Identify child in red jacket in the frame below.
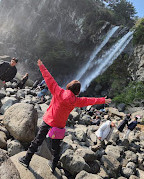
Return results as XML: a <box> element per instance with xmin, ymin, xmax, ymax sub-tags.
<box><xmin>19</xmin><ymin>59</ymin><xmax>111</xmax><ymax>173</ymax></box>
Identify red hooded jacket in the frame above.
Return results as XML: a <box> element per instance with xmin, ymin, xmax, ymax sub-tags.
<box><xmin>39</xmin><ymin>64</ymin><xmax>105</xmax><ymax>128</ymax></box>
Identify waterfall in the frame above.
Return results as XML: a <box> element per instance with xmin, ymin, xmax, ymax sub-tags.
<box><xmin>75</xmin><ymin>26</ymin><xmax>119</xmax><ymax>80</ymax></box>
<box><xmin>80</xmin><ymin>31</ymin><xmax>133</xmax><ymax>92</ymax></box>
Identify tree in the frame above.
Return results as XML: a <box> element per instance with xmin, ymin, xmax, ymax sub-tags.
<box><xmin>109</xmin><ymin>0</ymin><xmax>136</xmax><ymax>27</ymax></box>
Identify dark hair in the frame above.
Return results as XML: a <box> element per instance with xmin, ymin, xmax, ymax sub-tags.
<box><xmin>12</xmin><ymin>57</ymin><xmax>18</xmax><ymax>63</ymax></box>
<box><xmin>66</xmin><ymin>80</ymin><xmax>81</xmax><ymax>95</ymax></box>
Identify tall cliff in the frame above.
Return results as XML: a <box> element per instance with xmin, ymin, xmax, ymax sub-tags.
<box><xmin>0</xmin><ymin>0</ymin><xmax>125</xmax><ymax>82</ymax></box>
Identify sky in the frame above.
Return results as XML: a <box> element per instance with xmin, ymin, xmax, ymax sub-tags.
<box><xmin>128</xmin><ymin>0</ymin><xmax>144</xmax><ymax>17</ymax></box>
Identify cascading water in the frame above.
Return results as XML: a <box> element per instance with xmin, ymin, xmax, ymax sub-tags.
<box><xmin>75</xmin><ymin>26</ymin><xmax>119</xmax><ymax>80</ymax></box>
<box><xmin>80</xmin><ymin>31</ymin><xmax>133</xmax><ymax>92</ymax></box>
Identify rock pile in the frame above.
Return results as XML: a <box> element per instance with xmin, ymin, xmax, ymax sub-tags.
<box><xmin>0</xmin><ymin>82</ymin><xmax>144</xmax><ymax>179</ymax></box>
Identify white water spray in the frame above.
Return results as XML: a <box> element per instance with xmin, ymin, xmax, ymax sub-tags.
<box><xmin>80</xmin><ymin>31</ymin><xmax>133</xmax><ymax>92</ymax></box>
<box><xmin>75</xmin><ymin>26</ymin><xmax>119</xmax><ymax>80</ymax></box>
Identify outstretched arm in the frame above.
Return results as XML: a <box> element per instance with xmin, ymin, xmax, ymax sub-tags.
<box><xmin>37</xmin><ymin>59</ymin><xmax>62</xmax><ymax>95</ymax></box>
<box><xmin>75</xmin><ymin>96</ymin><xmax>111</xmax><ymax>108</ymax></box>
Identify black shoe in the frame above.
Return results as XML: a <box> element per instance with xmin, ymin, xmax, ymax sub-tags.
<box><xmin>47</xmin><ymin>160</ymin><xmax>55</xmax><ymax>173</ymax></box>
<box><xmin>18</xmin><ymin>157</ymin><xmax>29</xmax><ymax>168</ymax></box>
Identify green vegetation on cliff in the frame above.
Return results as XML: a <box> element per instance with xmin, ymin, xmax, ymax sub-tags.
<box><xmin>133</xmin><ymin>18</ymin><xmax>144</xmax><ymax>45</ymax></box>
<box><xmin>113</xmin><ymin>81</ymin><xmax>144</xmax><ymax>105</ymax></box>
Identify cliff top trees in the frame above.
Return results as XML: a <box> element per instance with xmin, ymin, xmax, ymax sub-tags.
<box><xmin>133</xmin><ymin>18</ymin><xmax>144</xmax><ymax>45</ymax></box>
<box><xmin>109</xmin><ymin>0</ymin><xmax>136</xmax><ymax>27</ymax></box>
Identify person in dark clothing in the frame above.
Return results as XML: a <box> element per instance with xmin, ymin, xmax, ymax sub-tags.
<box><xmin>0</xmin><ymin>57</ymin><xmax>18</xmax><ymax>89</ymax></box>
<box><xmin>117</xmin><ymin>114</ymin><xmax>131</xmax><ymax>132</ymax></box>
<box><xmin>31</xmin><ymin>77</ymin><xmax>42</xmax><ymax>90</ymax></box>
<box><xmin>37</xmin><ymin>80</ymin><xmax>48</xmax><ymax>103</ymax></box>
<box><xmin>91</xmin><ymin>115</ymin><xmax>101</xmax><ymax>126</ymax></box>
<box><xmin>17</xmin><ymin>73</ymin><xmax>29</xmax><ymax>89</ymax></box>
<box><xmin>124</xmin><ymin>115</ymin><xmax>140</xmax><ymax>139</ymax></box>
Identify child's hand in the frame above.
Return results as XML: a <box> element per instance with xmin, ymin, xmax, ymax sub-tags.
<box><xmin>37</xmin><ymin>59</ymin><xmax>43</xmax><ymax>66</ymax></box>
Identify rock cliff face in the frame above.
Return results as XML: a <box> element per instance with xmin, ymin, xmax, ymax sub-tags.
<box><xmin>129</xmin><ymin>45</ymin><xmax>144</xmax><ymax>82</ymax></box>
<box><xmin>0</xmin><ymin>0</ymin><xmax>113</xmax><ymax>82</ymax></box>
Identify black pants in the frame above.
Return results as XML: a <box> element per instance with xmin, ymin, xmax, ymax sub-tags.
<box><xmin>25</xmin><ymin>121</ymin><xmax>61</xmax><ymax>169</ymax></box>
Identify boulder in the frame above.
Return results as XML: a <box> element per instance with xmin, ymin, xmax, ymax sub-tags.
<box><xmin>122</xmin><ymin>167</ymin><xmax>135</xmax><ymax>178</ymax></box>
<box><xmin>105</xmin><ymin>145</ymin><xmax>123</xmax><ymax>161</ymax></box>
<box><xmin>117</xmin><ymin>103</ymin><xmax>126</xmax><ymax>112</ymax></box>
<box><xmin>125</xmin><ymin>151</ymin><xmax>138</xmax><ymax>163</ymax></box>
<box><xmin>101</xmin><ymin>155</ymin><xmax>121</xmax><ymax>178</ymax></box>
<box><xmin>16</xmin><ymin>90</ymin><xmax>25</xmax><ymax>99</ymax></box>
<box><xmin>69</xmin><ymin>111</ymin><xmax>80</xmax><ymax>121</ymax></box>
<box><xmin>3</xmin><ymin>103</ymin><xmax>38</xmax><ymax>142</ymax></box>
<box><xmin>10</xmin><ymin>151</ymin><xmax>58</xmax><ymax>179</ymax></box>
<box><xmin>60</xmin><ymin>149</ymin><xmax>90</xmax><ymax>175</ymax></box>
<box><xmin>106</xmin><ymin>107</ymin><xmax>125</xmax><ymax>117</ymax></box>
<box><xmin>137</xmin><ymin>169</ymin><xmax>144</xmax><ymax>179</ymax></box>
<box><xmin>74</xmin><ymin>148</ymin><xmax>97</xmax><ymax>162</ymax></box>
<box><xmin>0</xmin><ymin>131</ymin><xmax>7</xmax><ymax>149</ymax></box>
<box><xmin>75</xmin><ymin>128</ymin><xmax>86</xmax><ymax>142</ymax></box>
<box><xmin>0</xmin><ymin>90</ymin><xmax>6</xmax><ymax>99</ymax></box>
<box><xmin>129</xmin><ymin>175</ymin><xmax>139</xmax><ymax>179</ymax></box>
<box><xmin>5</xmin><ymin>88</ymin><xmax>16</xmax><ymax>95</ymax></box>
<box><xmin>75</xmin><ymin>170</ymin><xmax>103</xmax><ymax>179</ymax></box>
<box><xmin>7</xmin><ymin>139</ymin><xmax>24</xmax><ymax>157</ymax></box>
<box><xmin>0</xmin><ymin>148</ymin><xmax>20</xmax><ymax>179</ymax></box>
<box><xmin>80</xmin><ymin>115</ymin><xmax>92</xmax><ymax>125</ymax></box>
<box><xmin>88</xmin><ymin>160</ymin><xmax>100</xmax><ymax>174</ymax></box>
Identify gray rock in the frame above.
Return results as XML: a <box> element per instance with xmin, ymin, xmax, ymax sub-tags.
<box><xmin>69</xmin><ymin>111</ymin><xmax>80</xmax><ymax>121</ymax></box>
<box><xmin>126</xmin><ymin>162</ymin><xmax>136</xmax><ymax>170</ymax></box>
<box><xmin>16</xmin><ymin>90</ymin><xmax>25</xmax><ymax>99</ymax></box>
<box><xmin>98</xmin><ymin>166</ymin><xmax>109</xmax><ymax>178</ymax></box>
<box><xmin>122</xmin><ymin>167</ymin><xmax>135</xmax><ymax>178</ymax></box>
<box><xmin>140</xmin><ymin>132</ymin><xmax>144</xmax><ymax>141</ymax></box>
<box><xmin>11</xmin><ymin>151</ymin><xmax>58</xmax><ymax>179</ymax></box>
<box><xmin>137</xmin><ymin>152</ymin><xmax>144</xmax><ymax>170</ymax></box>
<box><xmin>101</xmin><ymin>155</ymin><xmax>121</xmax><ymax>178</ymax></box>
<box><xmin>125</xmin><ymin>151</ymin><xmax>138</xmax><ymax>163</ymax></box>
<box><xmin>88</xmin><ymin>160</ymin><xmax>100</xmax><ymax>174</ymax></box>
<box><xmin>0</xmin><ymin>131</ymin><xmax>7</xmax><ymax>149</ymax></box>
<box><xmin>117</xmin><ymin>103</ymin><xmax>126</xmax><ymax>112</ymax></box>
<box><xmin>0</xmin><ymin>90</ymin><xmax>6</xmax><ymax>99</ymax></box>
<box><xmin>7</xmin><ymin>139</ymin><xmax>24</xmax><ymax>157</ymax></box>
<box><xmin>109</xmin><ymin>132</ymin><xmax>119</xmax><ymax>144</ymax></box>
<box><xmin>137</xmin><ymin>169</ymin><xmax>144</xmax><ymax>179</ymax></box>
<box><xmin>0</xmin><ymin>148</ymin><xmax>20</xmax><ymax>179</ymax></box>
<box><xmin>75</xmin><ymin>148</ymin><xmax>97</xmax><ymax>162</ymax></box>
<box><xmin>60</xmin><ymin>136</ymin><xmax>77</xmax><ymax>155</ymax></box>
<box><xmin>89</xmin><ymin>133</ymin><xmax>97</xmax><ymax>143</ymax></box>
<box><xmin>5</xmin><ymin>88</ymin><xmax>16</xmax><ymax>95</ymax></box>
<box><xmin>60</xmin><ymin>149</ymin><xmax>90</xmax><ymax>175</ymax></box>
<box><xmin>3</xmin><ymin>103</ymin><xmax>38</xmax><ymax>143</ymax></box>
<box><xmin>75</xmin><ymin>128</ymin><xmax>86</xmax><ymax>142</ymax></box>
<box><xmin>129</xmin><ymin>175</ymin><xmax>139</xmax><ymax>179</ymax></box>
<box><xmin>80</xmin><ymin>115</ymin><xmax>92</xmax><ymax>125</ymax></box>
<box><xmin>105</xmin><ymin>145</ymin><xmax>122</xmax><ymax>161</ymax></box>
<box><xmin>75</xmin><ymin>170</ymin><xmax>103</xmax><ymax>179</ymax></box>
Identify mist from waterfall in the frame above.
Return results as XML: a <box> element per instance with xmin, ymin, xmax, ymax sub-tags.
<box><xmin>75</xmin><ymin>26</ymin><xmax>119</xmax><ymax>80</ymax></box>
<box><xmin>79</xmin><ymin>31</ymin><xmax>133</xmax><ymax>92</ymax></box>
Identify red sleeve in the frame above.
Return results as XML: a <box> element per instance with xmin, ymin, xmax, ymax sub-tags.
<box><xmin>39</xmin><ymin>64</ymin><xmax>62</xmax><ymax>95</ymax></box>
<box><xmin>75</xmin><ymin>97</ymin><xmax>105</xmax><ymax>107</ymax></box>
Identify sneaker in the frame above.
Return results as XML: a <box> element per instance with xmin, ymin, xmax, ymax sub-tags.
<box><xmin>18</xmin><ymin>157</ymin><xmax>29</xmax><ymax>168</ymax></box>
<box><xmin>47</xmin><ymin>160</ymin><xmax>55</xmax><ymax>173</ymax></box>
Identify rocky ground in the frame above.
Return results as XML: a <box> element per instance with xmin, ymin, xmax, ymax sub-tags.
<box><xmin>0</xmin><ymin>82</ymin><xmax>144</xmax><ymax>179</ymax></box>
